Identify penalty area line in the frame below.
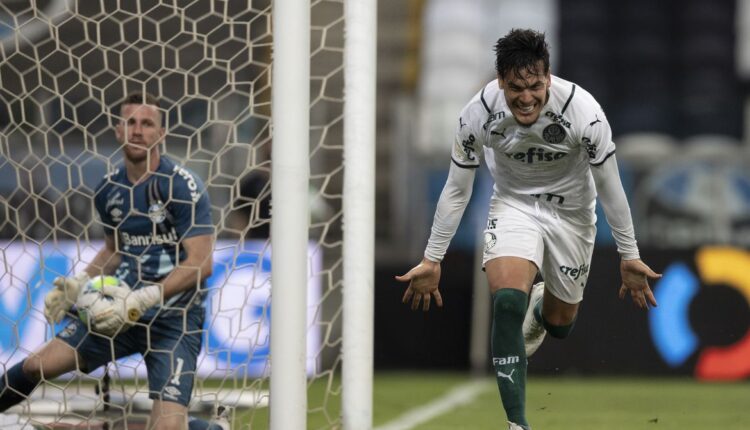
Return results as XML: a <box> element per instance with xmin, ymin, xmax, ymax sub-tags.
<box><xmin>374</xmin><ymin>379</ymin><xmax>493</xmax><ymax>430</ymax></box>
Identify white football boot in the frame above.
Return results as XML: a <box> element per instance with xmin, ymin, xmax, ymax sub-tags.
<box><xmin>508</xmin><ymin>421</ymin><xmax>530</xmax><ymax>430</ymax></box>
<box><xmin>523</xmin><ymin>282</ymin><xmax>546</xmax><ymax>357</ymax></box>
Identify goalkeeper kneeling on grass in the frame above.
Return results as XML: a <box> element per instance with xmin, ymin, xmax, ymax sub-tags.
<box><xmin>0</xmin><ymin>92</ymin><xmax>228</xmax><ymax>430</ymax></box>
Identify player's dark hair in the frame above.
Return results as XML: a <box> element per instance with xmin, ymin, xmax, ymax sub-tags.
<box><xmin>119</xmin><ymin>91</ymin><xmax>162</xmax><ymax>125</ymax></box>
<box><xmin>494</xmin><ymin>29</ymin><xmax>550</xmax><ymax>80</ymax></box>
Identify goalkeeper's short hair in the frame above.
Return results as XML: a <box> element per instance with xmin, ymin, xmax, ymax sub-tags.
<box><xmin>119</xmin><ymin>91</ymin><xmax>162</xmax><ymax>125</ymax></box>
<box><xmin>120</xmin><ymin>91</ymin><xmax>160</xmax><ymax>109</ymax></box>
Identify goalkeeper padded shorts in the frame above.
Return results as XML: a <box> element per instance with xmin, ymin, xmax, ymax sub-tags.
<box><xmin>57</xmin><ymin>305</ymin><xmax>204</xmax><ymax>406</ymax></box>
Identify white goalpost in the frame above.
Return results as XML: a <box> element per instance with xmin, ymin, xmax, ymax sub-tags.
<box><xmin>342</xmin><ymin>0</ymin><xmax>377</xmax><ymax>429</ymax></box>
<box><xmin>272</xmin><ymin>0</ymin><xmax>377</xmax><ymax>427</ymax></box>
<box><xmin>270</xmin><ymin>0</ymin><xmax>310</xmax><ymax>429</ymax></box>
<box><xmin>0</xmin><ymin>0</ymin><xmax>376</xmax><ymax>429</ymax></box>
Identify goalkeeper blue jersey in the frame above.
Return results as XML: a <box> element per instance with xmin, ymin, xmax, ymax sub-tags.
<box><xmin>93</xmin><ymin>155</ymin><xmax>214</xmax><ymax>319</ymax></box>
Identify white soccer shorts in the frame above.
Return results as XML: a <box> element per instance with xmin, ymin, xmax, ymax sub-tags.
<box><xmin>482</xmin><ymin>197</ymin><xmax>596</xmax><ymax>304</ymax></box>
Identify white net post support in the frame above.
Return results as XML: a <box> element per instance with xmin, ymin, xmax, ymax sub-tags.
<box><xmin>270</xmin><ymin>0</ymin><xmax>310</xmax><ymax>429</ymax></box>
<box><xmin>342</xmin><ymin>0</ymin><xmax>377</xmax><ymax>428</ymax></box>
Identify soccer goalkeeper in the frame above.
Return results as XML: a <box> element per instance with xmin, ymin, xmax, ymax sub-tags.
<box><xmin>396</xmin><ymin>29</ymin><xmax>661</xmax><ymax>430</ymax></box>
<box><xmin>0</xmin><ymin>92</ymin><xmax>226</xmax><ymax>430</ymax></box>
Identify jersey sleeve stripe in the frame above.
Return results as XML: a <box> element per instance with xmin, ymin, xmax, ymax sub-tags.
<box><xmin>451</xmin><ymin>158</ymin><xmax>480</xmax><ymax>169</ymax></box>
<box><xmin>561</xmin><ymin>84</ymin><xmax>577</xmax><ymax>114</ymax></box>
<box><xmin>590</xmin><ymin>149</ymin><xmax>616</xmax><ymax>166</ymax></box>
<box><xmin>480</xmin><ymin>87</ymin><xmax>492</xmax><ymax>113</ymax></box>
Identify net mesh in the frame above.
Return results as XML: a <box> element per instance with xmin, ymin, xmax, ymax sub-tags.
<box><xmin>0</xmin><ymin>0</ymin><xmax>345</xmax><ymax>428</ymax></box>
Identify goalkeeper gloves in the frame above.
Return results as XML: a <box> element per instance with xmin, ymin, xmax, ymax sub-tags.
<box><xmin>44</xmin><ymin>272</ymin><xmax>89</xmax><ymax>325</ymax></box>
<box><xmin>93</xmin><ymin>284</ymin><xmax>161</xmax><ymax>335</ymax></box>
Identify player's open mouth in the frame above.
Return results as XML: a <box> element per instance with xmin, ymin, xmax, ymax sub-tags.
<box><xmin>517</xmin><ymin>104</ymin><xmax>535</xmax><ymax>114</ymax></box>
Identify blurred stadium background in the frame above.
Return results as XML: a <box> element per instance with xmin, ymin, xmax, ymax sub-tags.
<box><xmin>1</xmin><ymin>0</ymin><xmax>749</xmax><ymax>429</ymax></box>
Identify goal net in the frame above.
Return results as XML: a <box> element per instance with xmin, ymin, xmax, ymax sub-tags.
<box><xmin>0</xmin><ymin>0</ymin><xmax>350</xmax><ymax>428</ymax></box>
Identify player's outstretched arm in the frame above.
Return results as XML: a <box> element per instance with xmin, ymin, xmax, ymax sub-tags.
<box><xmin>618</xmin><ymin>259</ymin><xmax>662</xmax><ymax>310</ymax></box>
<box><xmin>395</xmin><ymin>258</ymin><xmax>443</xmax><ymax>312</ymax></box>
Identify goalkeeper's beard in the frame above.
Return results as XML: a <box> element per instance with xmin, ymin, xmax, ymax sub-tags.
<box><xmin>123</xmin><ymin>142</ymin><xmax>158</xmax><ymax>164</ymax></box>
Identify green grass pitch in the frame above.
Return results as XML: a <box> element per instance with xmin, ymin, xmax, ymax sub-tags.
<box><xmin>232</xmin><ymin>372</ymin><xmax>749</xmax><ymax>429</ymax></box>
<box><xmin>51</xmin><ymin>372</ymin><xmax>745</xmax><ymax>428</ymax></box>
<box><xmin>401</xmin><ymin>374</ymin><xmax>749</xmax><ymax>430</ymax></box>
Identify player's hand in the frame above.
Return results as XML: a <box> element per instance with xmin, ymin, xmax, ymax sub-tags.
<box><xmin>618</xmin><ymin>259</ymin><xmax>661</xmax><ymax>310</ymax></box>
<box><xmin>395</xmin><ymin>258</ymin><xmax>443</xmax><ymax>311</ymax></box>
<box><xmin>93</xmin><ymin>284</ymin><xmax>161</xmax><ymax>335</ymax></box>
<box><xmin>44</xmin><ymin>272</ymin><xmax>89</xmax><ymax>325</ymax></box>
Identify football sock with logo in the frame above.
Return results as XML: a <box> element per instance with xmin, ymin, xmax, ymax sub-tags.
<box><xmin>491</xmin><ymin>288</ymin><xmax>528</xmax><ymax>427</ymax></box>
<box><xmin>0</xmin><ymin>360</ymin><xmax>40</xmax><ymax>412</ymax></box>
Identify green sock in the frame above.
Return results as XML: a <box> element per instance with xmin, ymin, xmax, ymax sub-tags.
<box><xmin>491</xmin><ymin>288</ymin><xmax>528</xmax><ymax>427</ymax></box>
<box><xmin>533</xmin><ymin>301</ymin><xmax>543</xmax><ymax>324</ymax></box>
<box><xmin>542</xmin><ymin>316</ymin><xmax>576</xmax><ymax>339</ymax></box>
<box><xmin>534</xmin><ymin>301</ymin><xmax>577</xmax><ymax>339</ymax></box>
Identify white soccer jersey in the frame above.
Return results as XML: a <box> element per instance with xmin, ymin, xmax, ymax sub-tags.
<box><xmin>423</xmin><ymin>75</ymin><xmax>640</xmax><ymax>263</ymax></box>
<box><xmin>452</xmin><ymin>75</ymin><xmax>615</xmax><ymax>214</ymax></box>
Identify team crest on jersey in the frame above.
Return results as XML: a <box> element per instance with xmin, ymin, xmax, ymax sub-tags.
<box><xmin>148</xmin><ymin>203</ymin><xmax>167</xmax><ymax>223</ymax></box>
<box><xmin>542</xmin><ymin>123</ymin><xmax>566</xmax><ymax>144</ymax></box>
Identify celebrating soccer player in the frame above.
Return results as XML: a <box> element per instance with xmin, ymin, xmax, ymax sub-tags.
<box><xmin>396</xmin><ymin>29</ymin><xmax>661</xmax><ymax>430</ymax></box>
<box><xmin>0</xmin><ymin>92</ymin><xmax>227</xmax><ymax>430</ymax></box>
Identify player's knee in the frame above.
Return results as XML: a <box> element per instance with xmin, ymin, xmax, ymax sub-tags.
<box><xmin>21</xmin><ymin>357</ymin><xmax>42</xmax><ymax>381</ymax></box>
<box><xmin>151</xmin><ymin>402</ymin><xmax>189</xmax><ymax>430</ymax></box>
<box><xmin>492</xmin><ymin>288</ymin><xmax>527</xmax><ymax>321</ymax></box>
<box><xmin>541</xmin><ymin>317</ymin><xmax>576</xmax><ymax>339</ymax></box>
